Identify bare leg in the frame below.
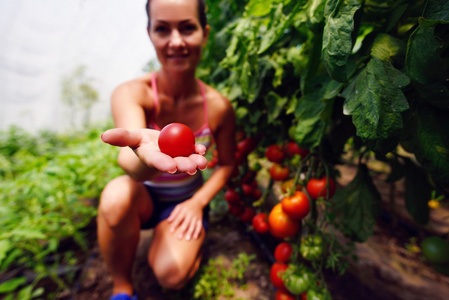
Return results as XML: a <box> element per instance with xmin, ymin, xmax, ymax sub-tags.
<box><xmin>97</xmin><ymin>175</ymin><xmax>153</xmax><ymax>296</ymax></box>
<box><xmin>148</xmin><ymin>220</ymin><xmax>206</xmax><ymax>290</ymax></box>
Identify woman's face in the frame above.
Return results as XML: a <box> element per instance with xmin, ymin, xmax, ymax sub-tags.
<box><xmin>147</xmin><ymin>0</ymin><xmax>209</xmax><ymax>74</ymax></box>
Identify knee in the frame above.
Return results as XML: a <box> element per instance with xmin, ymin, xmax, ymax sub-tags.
<box><xmin>98</xmin><ymin>176</ymin><xmax>138</xmax><ymax>228</ymax></box>
<box><xmin>152</xmin><ymin>260</ymin><xmax>189</xmax><ymax>290</ymax></box>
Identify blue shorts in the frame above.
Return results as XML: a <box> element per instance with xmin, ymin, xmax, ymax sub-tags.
<box><xmin>141</xmin><ymin>185</ymin><xmax>210</xmax><ymax>231</ymax></box>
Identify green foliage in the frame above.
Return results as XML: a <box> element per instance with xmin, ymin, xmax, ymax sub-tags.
<box><xmin>192</xmin><ymin>253</ymin><xmax>256</xmax><ymax>300</ymax></box>
<box><xmin>202</xmin><ymin>0</ymin><xmax>449</xmax><ymax>227</ymax></box>
<box><xmin>0</xmin><ymin>124</ymin><xmax>123</xmax><ymax>298</ymax></box>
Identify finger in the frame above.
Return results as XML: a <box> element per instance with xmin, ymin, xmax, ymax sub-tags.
<box><xmin>192</xmin><ymin>219</ymin><xmax>203</xmax><ymax>240</ymax></box>
<box><xmin>177</xmin><ymin>215</ymin><xmax>192</xmax><ymax>240</ymax></box>
<box><xmin>194</xmin><ymin>144</ymin><xmax>207</xmax><ymax>156</ymax></box>
<box><xmin>189</xmin><ymin>154</ymin><xmax>208</xmax><ymax>171</ymax></box>
<box><xmin>140</xmin><ymin>149</ymin><xmax>177</xmax><ymax>174</ymax></box>
<box><xmin>167</xmin><ymin>207</ymin><xmax>182</xmax><ymax>232</ymax></box>
<box><xmin>101</xmin><ymin>128</ymin><xmax>142</xmax><ymax>148</ymax></box>
<box><xmin>174</xmin><ymin>157</ymin><xmax>197</xmax><ymax>175</ymax></box>
<box><xmin>184</xmin><ymin>219</ymin><xmax>197</xmax><ymax>241</ymax></box>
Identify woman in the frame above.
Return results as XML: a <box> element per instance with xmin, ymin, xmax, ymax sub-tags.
<box><xmin>97</xmin><ymin>0</ymin><xmax>236</xmax><ymax>299</ymax></box>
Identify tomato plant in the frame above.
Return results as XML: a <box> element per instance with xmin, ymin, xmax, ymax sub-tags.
<box><xmin>281</xmin><ymin>191</ymin><xmax>310</xmax><ymax>221</ymax></box>
<box><xmin>252</xmin><ymin>212</ymin><xmax>269</xmax><ymax>234</ymax></box>
<box><xmin>268</xmin><ymin>203</ymin><xmax>300</xmax><ymax>239</ymax></box>
<box><xmin>306</xmin><ymin>177</ymin><xmax>336</xmax><ymax>200</ymax></box>
<box><xmin>274</xmin><ymin>242</ymin><xmax>293</xmax><ymax>263</ymax></box>
<box><xmin>158</xmin><ymin>123</ymin><xmax>195</xmax><ymax>157</ymax></box>
<box><xmin>266</xmin><ymin>144</ymin><xmax>285</xmax><ymax>163</ymax></box>
<box><xmin>269</xmin><ymin>163</ymin><xmax>290</xmax><ymax>181</ymax></box>
<box><xmin>199</xmin><ymin>1</ymin><xmax>449</xmax><ymax>298</ymax></box>
<box><xmin>270</xmin><ymin>262</ymin><xmax>288</xmax><ymax>291</ymax></box>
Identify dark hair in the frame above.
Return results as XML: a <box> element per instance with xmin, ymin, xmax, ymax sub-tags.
<box><xmin>145</xmin><ymin>0</ymin><xmax>207</xmax><ymax>29</ymax></box>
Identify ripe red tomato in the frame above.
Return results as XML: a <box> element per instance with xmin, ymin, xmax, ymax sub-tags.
<box><xmin>252</xmin><ymin>213</ymin><xmax>269</xmax><ymax>234</ymax></box>
<box><xmin>239</xmin><ymin>207</ymin><xmax>256</xmax><ymax>223</ymax></box>
<box><xmin>242</xmin><ymin>183</ymin><xmax>254</xmax><ymax>196</ymax></box>
<box><xmin>276</xmin><ymin>290</ymin><xmax>296</xmax><ymax>300</ymax></box>
<box><xmin>251</xmin><ymin>188</ymin><xmax>262</xmax><ymax>200</ymax></box>
<box><xmin>270</xmin><ymin>262</ymin><xmax>288</xmax><ymax>291</ymax></box>
<box><xmin>284</xmin><ymin>141</ymin><xmax>310</xmax><ymax>158</ymax></box>
<box><xmin>281</xmin><ymin>191</ymin><xmax>310</xmax><ymax>220</ymax></box>
<box><xmin>228</xmin><ymin>203</ymin><xmax>244</xmax><ymax>216</ymax></box>
<box><xmin>268</xmin><ymin>203</ymin><xmax>300</xmax><ymax>239</ymax></box>
<box><xmin>274</xmin><ymin>242</ymin><xmax>293</xmax><ymax>263</ymax></box>
<box><xmin>306</xmin><ymin>176</ymin><xmax>336</xmax><ymax>200</ymax></box>
<box><xmin>237</xmin><ymin>137</ymin><xmax>257</xmax><ymax>155</ymax></box>
<box><xmin>235</xmin><ymin>150</ymin><xmax>246</xmax><ymax>165</ymax></box>
<box><xmin>158</xmin><ymin>123</ymin><xmax>195</xmax><ymax>157</ymax></box>
<box><xmin>224</xmin><ymin>189</ymin><xmax>241</xmax><ymax>204</ymax></box>
<box><xmin>266</xmin><ymin>144</ymin><xmax>285</xmax><ymax>163</ymax></box>
<box><xmin>207</xmin><ymin>156</ymin><xmax>218</xmax><ymax>168</ymax></box>
<box><xmin>269</xmin><ymin>164</ymin><xmax>290</xmax><ymax>181</ymax></box>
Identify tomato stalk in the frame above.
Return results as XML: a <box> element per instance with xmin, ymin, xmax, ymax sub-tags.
<box><xmin>253</xmin><ymin>177</ymin><xmax>274</xmax><ymax>207</ymax></box>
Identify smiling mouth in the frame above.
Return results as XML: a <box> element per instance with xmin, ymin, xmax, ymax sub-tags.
<box><xmin>168</xmin><ymin>54</ymin><xmax>188</xmax><ymax>58</ymax></box>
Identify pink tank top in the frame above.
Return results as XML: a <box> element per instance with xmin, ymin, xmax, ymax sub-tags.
<box><xmin>144</xmin><ymin>73</ymin><xmax>213</xmax><ymax>202</ymax></box>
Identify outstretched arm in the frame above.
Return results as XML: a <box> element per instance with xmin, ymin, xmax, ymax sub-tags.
<box><xmin>102</xmin><ymin>127</ymin><xmax>208</xmax><ymax>181</ymax></box>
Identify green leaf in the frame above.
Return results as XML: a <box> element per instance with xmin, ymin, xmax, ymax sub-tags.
<box><xmin>332</xmin><ymin>163</ymin><xmax>381</xmax><ymax>242</ymax></box>
<box><xmin>245</xmin><ymin>0</ymin><xmax>275</xmax><ymax>17</ymax></box>
<box><xmin>342</xmin><ymin>57</ymin><xmax>410</xmax><ymax>152</ymax></box>
<box><xmin>423</xmin><ymin>0</ymin><xmax>449</xmax><ymax>22</ymax></box>
<box><xmin>258</xmin><ymin>1</ymin><xmax>302</xmax><ymax>54</ymax></box>
<box><xmin>405</xmin><ymin>26</ymin><xmax>449</xmax><ymax>109</ymax></box>
<box><xmin>0</xmin><ymin>240</ymin><xmax>11</xmax><ymax>265</ymax></box>
<box><xmin>293</xmin><ymin>93</ymin><xmax>326</xmax><ymax>149</ymax></box>
<box><xmin>265</xmin><ymin>91</ymin><xmax>289</xmax><ymax>123</ymax></box>
<box><xmin>10</xmin><ymin>228</ymin><xmax>46</xmax><ymax>240</ymax></box>
<box><xmin>404</xmin><ymin>158</ymin><xmax>432</xmax><ymax>225</ymax></box>
<box><xmin>371</xmin><ymin>33</ymin><xmax>405</xmax><ymax>61</ymax></box>
<box><xmin>413</xmin><ymin>105</ymin><xmax>449</xmax><ymax>185</ymax></box>
<box><xmin>0</xmin><ymin>277</ymin><xmax>27</xmax><ymax>293</ymax></box>
<box><xmin>322</xmin><ymin>0</ymin><xmax>362</xmax><ymax>82</ymax></box>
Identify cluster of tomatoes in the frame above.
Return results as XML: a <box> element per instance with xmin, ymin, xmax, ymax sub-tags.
<box><xmin>217</xmin><ymin>134</ymin><xmax>337</xmax><ymax>299</ymax></box>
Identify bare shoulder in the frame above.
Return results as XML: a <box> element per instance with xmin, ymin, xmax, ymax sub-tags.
<box><xmin>111</xmin><ymin>74</ymin><xmax>153</xmax><ymax>107</ymax></box>
<box><xmin>202</xmin><ymin>82</ymin><xmax>235</xmax><ymax>132</ymax></box>
<box><xmin>203</xmin><ymin>83</ymin><xmax>233</xmax><ymax>116</ymax></box>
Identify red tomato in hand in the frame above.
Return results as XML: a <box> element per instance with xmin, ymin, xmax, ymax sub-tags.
<box><xmin>281</xmin><ymin>191</ymin><xmax>310</xmax><ymax>220</ymax></box>
<box><xmin>306</xmin><ymin>176</ymin><xmax>336</xmax><ymax>200</ymax></box>
<box><xmin>268</xmin><ymin>203</ymin><xmax>300</xmax><ymax>239</ymax></box>
<box><xmin>158</xmin><ymin>123</ymin><xmax>195</xmax><ymax>157</ymax></box>
<box><xmin>270</xmin><ymin>262</ymin><xmax>288</xmax><ymax>291</ymax></box>
<box><xmin>266</xmin><ymin>144</ymin><xmax>285</xmax><ymax>163</ymax></box>
<box><xmin>252</xmin><ymin>212</ymin><xmax>269</xmax><ymax>234</ymax></box>
<box><xmin>269</xmin><ymin>164</ymin><xmax>290</xmax><ymax>181</ymax></box>
<box><xmin>276</xmin><ymin>290</ymin><xmax>296</xmax><ymax>300</ymax></box>
<box><xmin>274</xmin><ymin>242</ymin><xmax>293</xmax><ymax>263</ymax></box>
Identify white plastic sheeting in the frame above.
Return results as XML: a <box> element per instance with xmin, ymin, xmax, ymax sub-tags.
<box><xmin>0</xmin><ymin>0</ymin><xmax>155</xmax><ymax>132</ymax></box>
